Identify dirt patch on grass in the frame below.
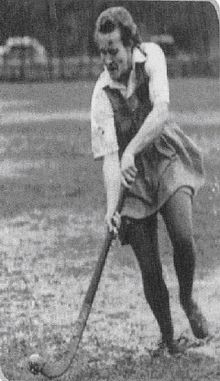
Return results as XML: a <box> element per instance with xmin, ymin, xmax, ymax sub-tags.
<box><xmin>0</xmin><ymin>159</ymin><xmax>44</xmax><ymax>178</ymax></box>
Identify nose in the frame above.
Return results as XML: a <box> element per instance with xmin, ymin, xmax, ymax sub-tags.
<box><xmin>104</xmin><ymin>53</ymin><xmax>113</xmax><ymax>66</ymax></box>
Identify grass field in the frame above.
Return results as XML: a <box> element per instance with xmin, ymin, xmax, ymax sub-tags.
<box><xmin>0</xmin><ymin>78</ymin><xmax>219</xmax><ymax>380</ymax></box>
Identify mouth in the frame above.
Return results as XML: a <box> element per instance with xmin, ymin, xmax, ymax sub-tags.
<box><xmin>107</xmin><ymin>64</ymin><xmax>118</xmax><ymax>76</ymax></box>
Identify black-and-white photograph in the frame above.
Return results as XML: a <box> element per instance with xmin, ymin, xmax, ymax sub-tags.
<box><xmin>0</xmin><ymin>1</ymin><xmax>219</xmax><ymax>380</ymax></box>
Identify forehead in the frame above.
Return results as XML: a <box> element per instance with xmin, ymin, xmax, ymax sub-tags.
<box><xmin>97</xmin><ymin>29</ymin><xmax>123</xmax><ymax>49</ymax></box>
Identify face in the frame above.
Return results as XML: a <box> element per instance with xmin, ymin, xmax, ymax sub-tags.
<box><xmin>97</xmin><ymin>29</ymin><xmax>132</xmax><ymax>83</ymax></box>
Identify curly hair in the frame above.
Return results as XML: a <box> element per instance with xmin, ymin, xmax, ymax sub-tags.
<box><xmin>94</xmin><ymin>6</ymin><xmax>142</xmax><ymax>47</ymax></box>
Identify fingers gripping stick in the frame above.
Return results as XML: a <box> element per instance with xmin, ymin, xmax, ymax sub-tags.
<box><xmin>28</xmin><ymin>188</ymin><xmax>125</xmax><ymax>378</ymax></box>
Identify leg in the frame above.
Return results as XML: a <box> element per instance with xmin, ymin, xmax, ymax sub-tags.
<box><xmin>160</xmin><ymin>188</ymin><xmax>209</xmax><ymax>338</ymax></box>
<box><xmin>125</xmin><ymin>215</ymin><xmax>174</xmax><ymax>348</ymax></box>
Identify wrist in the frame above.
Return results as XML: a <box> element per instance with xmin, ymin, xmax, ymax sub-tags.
<box><xmin>106</xmin><ymin>200</ymin><xmax>118</xmax><ymax>216</ymax></box>
<box><xmin>123</xmin><ymin>149</ymin><xmax>135</xmax><ymax>158</ymax></box>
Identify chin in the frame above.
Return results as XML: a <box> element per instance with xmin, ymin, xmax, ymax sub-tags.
<box><xmin>109</xmin><ymin>72</ymin><xmax>119</xmax><ymax>81</ymax></box>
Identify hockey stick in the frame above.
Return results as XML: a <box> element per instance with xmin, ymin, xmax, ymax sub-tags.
<box><xmin>28</xmin><ymin>188</ymin><xmax>125</xmax><ymax>378</ymax></box>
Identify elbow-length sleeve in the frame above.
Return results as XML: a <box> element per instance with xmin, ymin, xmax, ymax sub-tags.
<box><xmin>91</xmin><ymin>86</ymin><xmax>119</xmax><ymax>159</ymax></box>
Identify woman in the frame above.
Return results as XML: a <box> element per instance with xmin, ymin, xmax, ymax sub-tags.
<box><xmin>91</xmin><ymin>6</ymin><xmax>209</xmax><ymax>354</ymax></box>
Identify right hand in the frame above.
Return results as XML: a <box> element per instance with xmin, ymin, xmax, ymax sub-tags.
<box><xmin>120</xmin><ymin>151</ymin><xmax>137</xmax><ymax>188</ymax></box>
<box><xmin>105</xmin><ymin>211</ymin><xmax>121</xmax><ymax>236</ymax></box>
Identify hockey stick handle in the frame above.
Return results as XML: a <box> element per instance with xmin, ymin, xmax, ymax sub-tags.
<box><xmin>83</xmin><ymin>186</ymin><xmax>125</xmax><ymax>308</ymax></box>
<box><xmin>29</xmin><ymin>187</ymin><xmax>125</xmax><ymax>378</ymax></box>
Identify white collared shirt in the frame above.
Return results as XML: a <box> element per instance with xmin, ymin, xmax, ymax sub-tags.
<box><xmin>91</xmin><ymin>42</ymin><xmax>169</xmax><ymax>159</ymax></box>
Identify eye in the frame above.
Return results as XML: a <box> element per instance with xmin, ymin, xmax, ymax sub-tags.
<box><xmin>100</xmin><ymin>48</ymin><xmax>107</xmax><ymax>56</ymax></box>
<box><xmin>109</xmin><ymin>49</ymin><xmax>118</xmax><ymax>56</ymax></box>
<box><xmin>99</xmin><ymin>48</ymin><xmax>118</xmax><ymax>57</ymax></box>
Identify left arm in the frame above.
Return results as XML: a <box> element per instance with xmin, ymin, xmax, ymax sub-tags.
<box><xmin>124</xmin><ymin>101</ymin><xmax>169</xmax><ymax>156</ymax></box>
<box><xmin>120</xmin><ymin>43</ymin><xmax>170</xmax><ymax>188</ymax></box>
<box><xmin>120</xmin><ymin>102</ymin><xmax>168</xmax><ymax>187</ymax></box>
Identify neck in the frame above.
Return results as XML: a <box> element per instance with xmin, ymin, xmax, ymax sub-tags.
<box><xmin>118</xmin><ymin>67</ymin><xmax>132</xmax><ymax>86</ymax></box>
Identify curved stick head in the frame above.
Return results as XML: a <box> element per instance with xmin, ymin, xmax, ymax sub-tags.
<box><xmin>28</xmin><ymin>353</ymin><xmax>46</xmax><ymax>375</ymax></box>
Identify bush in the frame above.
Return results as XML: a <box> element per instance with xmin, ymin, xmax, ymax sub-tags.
<box><xmin>0</xmin><ymin>55</ymin><xmax>219</xmax><ymax>82</ymax></box>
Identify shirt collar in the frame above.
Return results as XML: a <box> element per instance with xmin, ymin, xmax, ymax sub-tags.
<box><xmin>132</xmin><ymin>45</ymin><xmax>146</xmax><ymax>67</ymax></box>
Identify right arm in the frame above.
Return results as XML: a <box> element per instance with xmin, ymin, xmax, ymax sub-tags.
<box><xmin>103</xmin><ymin>151</ymin><xmax>121</xmax><ymax>230</ymax></box>
<box><xmin>91</xmin><ymin>82</ymin><xmax>122</xmax><ymax>231</ymax></box>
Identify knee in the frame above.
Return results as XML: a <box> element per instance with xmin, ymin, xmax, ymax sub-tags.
<box><xmin>141</xmin><ymin>267</ymin><xmax>169</xmax><ymax>301</ymax></box>
<box><xmin>172</xmin><ymin>234</ymin><xmax>196</xmax><ymax>257</ymax></box>
<box><xmin>140</xmin><ymin>259</ymin><xmax>164</xmax><ymax>286</ymax></box>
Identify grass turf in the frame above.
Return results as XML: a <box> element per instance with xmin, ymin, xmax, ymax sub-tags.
<box><xmin>0</xmin><ymin>78</ymin><xmax>219</xmax><ymax>380</ymax></box>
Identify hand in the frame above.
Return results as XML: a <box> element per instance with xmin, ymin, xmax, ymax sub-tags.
<box><xmin>105</xmin><ymin>211</ymin><xmax>121</xmax><ymax>236</ymax></box>
<box><xmin>120</xmin><ymin>151</ymin><xmax>137</xmax><ymax>188</ymax></box>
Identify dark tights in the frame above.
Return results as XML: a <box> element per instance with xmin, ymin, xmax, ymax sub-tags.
<box><xmin>127</xmin><ymin>188</ymin><xmax>196</xmax><ymax>343</ymax></box>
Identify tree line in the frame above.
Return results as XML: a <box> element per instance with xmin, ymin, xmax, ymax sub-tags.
<box><xmin>0</xmin><ymin>0</ymin><xmax>218</xmax><ymax>58</ymax></box>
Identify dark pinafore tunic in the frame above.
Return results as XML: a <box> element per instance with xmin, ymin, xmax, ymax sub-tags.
<box><xmin>103</xmin><ymin>62</ymin><xmax>204</xmax><ymax>228</ymax></box>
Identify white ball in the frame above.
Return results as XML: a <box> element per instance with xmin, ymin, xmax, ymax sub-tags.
<box><xmin>28</xmin><ymin>353</ymin><xmax>44</xmax><ymax>375</ymax></box>
<box><xmin>29</xmin><ymin>353</ymin><xmax>42</xmax><ymax>363</ymax></box>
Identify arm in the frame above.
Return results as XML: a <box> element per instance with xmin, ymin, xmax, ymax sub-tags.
<box><xmin>91</xmin><ymin>79</ymin><xmax>124</xmax><ymax>229</ymax></box>
<box><xmin>125</xmin><ymin>101</ymin><xmax>169</xmax><ymax>156</ymax></box>
<box><xmin>120</xmin><ymin>103</ymin><xmax>168</xmax><ymax>187</ymax></box>
<box><xmin>103</xmin><ymin>152</ymin><xmax>121</xmax><ymax>231</ymax></box>
<box><xmin>121</xmin><ymin>43</ymin><xmax>170</xmax><ymax>187</ymax></box>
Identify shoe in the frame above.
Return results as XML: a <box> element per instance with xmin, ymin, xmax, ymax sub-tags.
<box><xmin>152</xmin><ymin>339</ymin><xmax>185</xmax><ymax>357</ymax></box>
<box><xmin>183</xmin><ymin>300</ymin><xmax>209</xmax><ymax>339</ymax></box>
<box><xmin>167</xmin><ymin>340</ymin><xmax>186</xmax><ymax>355</ymax></box>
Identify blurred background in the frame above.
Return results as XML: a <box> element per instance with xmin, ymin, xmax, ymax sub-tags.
<box><xmin>0</xmin><ymin>0</ymin><xmax>219</xmax><ymax>81</ymax></box>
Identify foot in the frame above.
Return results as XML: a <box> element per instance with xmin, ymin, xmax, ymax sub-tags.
<box><xmin>167</xmin><ymin>340</ymin><xmax>186</xmax><ymax>355</ymax></box>
<box><xmin>152</xmin><ymin>339</ymin><xmax>185</xmax><ymax>357</ymax></box>
<box><xmin>183</xmin><ymin>300</ymin><xmax>209</xmax><ymax>339</ymax></box>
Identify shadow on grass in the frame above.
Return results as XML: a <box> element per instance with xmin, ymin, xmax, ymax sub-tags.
<box><xmin>72</xmin><ymin>349</ymin><xmax>220</xmax><ymax>381</ymax></box>
<box><xmin>2</xmin><ymin>341</ymin><xmax>220</xmax><ymax>381</ymax></box>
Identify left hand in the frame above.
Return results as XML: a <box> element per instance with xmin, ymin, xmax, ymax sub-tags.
<box><xmin>120</xmin><ymin>151</ymin><xmax>137</xmax><ymax>188</ymax></box>
<box><xmin>105</xmin><ymin>211</ymin><xmax>121</xmax><ymax>236</ymax></box>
